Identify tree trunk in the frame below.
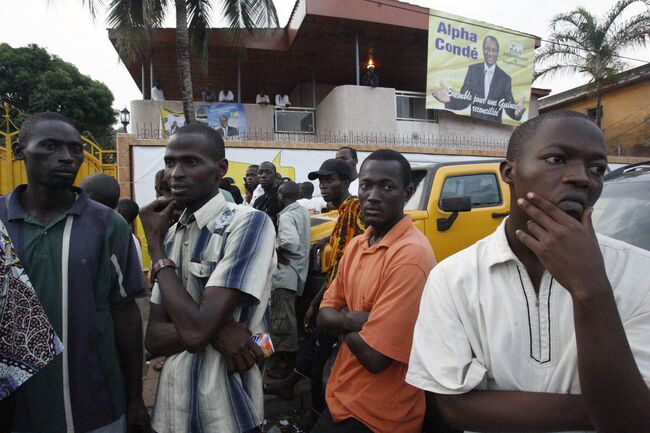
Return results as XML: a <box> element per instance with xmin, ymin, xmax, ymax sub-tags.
<box><xmin>595</xmin><ymin>80</ymin><xmax>603</xmax><ymax>128</ymax></box>
<box><xmin>175</xmin><ymin>0</ymin><xmax>194</xmax><ymax>124</ymax></box>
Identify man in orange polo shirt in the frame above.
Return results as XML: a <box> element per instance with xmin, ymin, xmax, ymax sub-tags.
<box><xmin>314</xmin><ymin>149</ymin><xmax>436</xmax><ymax>433</ymax></box>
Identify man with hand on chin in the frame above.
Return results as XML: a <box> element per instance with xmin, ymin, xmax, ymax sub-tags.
<box><xmin>407</xmin><ymin>110</ymin><xmax>650</xmax><ymax>433</ymax></box>
<box><xmin>141</xmin><ymin>124</ymin><xmax>276</xmax><ymax>433</ymax></box>
<box><xmin>314</xmin><ymin>149</ymin><xmax>436</xmax><ymax>433</ymax></box>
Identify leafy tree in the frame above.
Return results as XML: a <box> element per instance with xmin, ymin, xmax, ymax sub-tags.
<box><xmin>535</xmin><ymin>0</ymin><xmax>650</xmax><ymax>127</ymax></box>
<box><xmin>105</xmin><ymin>0</ymin><xmax>279</xmax><ymax>123</ymax></box>
<box><xmin>0</xmin><ymin>43</ymin><xmax>116</xmax><ymax>148</ymax></box>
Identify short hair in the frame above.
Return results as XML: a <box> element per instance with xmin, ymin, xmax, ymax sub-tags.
<box><xmin>79</xmin><ymin>173</ymin><xmax>121</xmax><ymax>209</ymax></box>
<box><xmin>279</xmin><ymin>180</ymin><xmax>301</xmax><ymax>201</ymax></box>
<box><xmin>173</xmin><ymin>123</ymin><xmax>225</xmax><ymax>160</ymax></box>
<box><xmin>338</xmin><ymin>146</ymin><xmax>358</xmax><ymax>160</ymax></box>
<box><xmin>301</xmin><ymin>181</ymin><xmax>314</xmax><ymax>195</ymax></box>
<box><xmin>258</xmin><ymin>161</ymin><xmax>277</xmax><ymax>173</ymax></box>
<box><xmin>154</xmin><ymin>169</ymin><xmax>171</xmax><ymax>198</ymax></box>
<box><xmin>19</xmin><ymin>112</ymin><xmax>77</xmax><ymax>145</ymax></box>
<box><xmin>117</xmin><ymin>199</ymin><xmax>140</xmax><ymax>225</ymax></box>
<box><xmin>483</xmin><ymin>35</ymin><xmax>500</xmax><ymax>51</ymax></box>
<box><xmin>361</xmin><ymin>149</ymin><xmax>411</xmax><ymax>187</ymax></box>
<box><xmin>506</xmin><ymin>110</ymin><xmax>592</xmax><ymax>161</ymax></box>
<box><xmin>247</xmin><ymin>164</ymin><xmax>259</xmax><ymax>172</ymax></box>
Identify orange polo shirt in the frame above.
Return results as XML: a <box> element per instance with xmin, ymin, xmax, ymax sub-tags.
<box><xmin>320</xmin><ymin>215</ymin><xmax>436</xmax><ymax>433</ymax></box>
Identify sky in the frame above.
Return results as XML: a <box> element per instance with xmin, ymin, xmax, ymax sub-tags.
<box><xmin>2</xmin><ymin>0</ymin><xmax>649</xmax><ymax>120</ymax></box>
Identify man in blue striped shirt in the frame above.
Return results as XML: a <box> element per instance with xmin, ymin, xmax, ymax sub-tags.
<box><xmin>141</xmin><ymin>124</ymin><xmax>276</xmax><ymax>433</ymax></box>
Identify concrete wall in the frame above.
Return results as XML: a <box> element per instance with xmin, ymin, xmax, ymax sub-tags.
<box><xmin>316</xmin><ymin>85</ymin><xmax>397</xmax><ymax>135</ymax></box>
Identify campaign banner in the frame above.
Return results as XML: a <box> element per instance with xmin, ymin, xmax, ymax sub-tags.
<box><xmin>196</xmin><ymin>103</ymin><xmax>248</xmax><ymax>139</ymax></box>
<box><xmin>160</xmin><ymin>107</ymin><xmax>185</xmax><ymax>138</ymax></box>
<box><xmin>160</xmin><ymin>103</ymin><xmax>249</xmax><ymax>138</ymax></box>
<box><xmin>426</xmin><ymin>10</ymin><xmax>536</xmax><ymax>126</ymax></box>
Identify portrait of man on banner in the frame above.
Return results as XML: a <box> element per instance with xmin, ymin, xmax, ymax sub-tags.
<box><xmin>196</xmin><ymin>103</ymin><xmax>248</xmax><ymax>139</ymax></box>
<box><xmin>432</xmin><ymin>35</ymin><xmax>526</xmax><ymax>123</ymax></box>
<box><xmin>426</xmin><ymin>11</ymin><xmax>536</xmax><ymax>126</ymax></box>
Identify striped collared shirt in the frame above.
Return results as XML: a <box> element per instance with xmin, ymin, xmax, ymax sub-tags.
<box><xmin>151</xmin><ymin>192</ymin><xmax>276</xmax><ymax>433</ymax></box>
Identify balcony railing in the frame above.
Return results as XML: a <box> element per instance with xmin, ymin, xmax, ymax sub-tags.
<box><xmin>396</xmin><ymin>91</ymin><xmax>438</xmax><ymax>122</ymax></box>
<box><xmin>274</xmin><ymin>106</ymin><xmax>315</xmax><ymax>134</ymax></box>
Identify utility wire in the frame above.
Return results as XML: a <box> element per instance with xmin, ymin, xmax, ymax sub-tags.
<box><xmin>359</xmin><ymin>0</ymin><xmax>650</xmax><ymax>64</ymax></box>
<box><xmin>608</xmin><ymin>117</ymin><xmax>649</xmax><ymax>143</ymax></box>
<box><xmin>603</xmin><ymin>100</ymin><xmax>650</xmax><ymax>131</ymax></box>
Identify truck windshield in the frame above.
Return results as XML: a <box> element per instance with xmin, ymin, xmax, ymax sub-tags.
<box><xmin>405</xmin><ymin>169</ymin><xmax>429</xmax><ymax>211</ymax></box>
<box><xmin>593</xmin><ymin>180</ymin><xmax>650</xmax><ymax>251</ymax></box>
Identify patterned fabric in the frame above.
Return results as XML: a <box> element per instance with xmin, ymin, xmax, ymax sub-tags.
<box><xmin>325</xmin><ymin>196</ymin><xmax>365</xmax><ymax>285</ymax></box>
<box><xmin>150</xmin><ymin>193</ymin><xmax>276</xmax><ymax>433</ymax></box>
<box><xmin>0</xmin><ymin>220</ymin><xmax>62</xmax><ymax>400</ymax></box>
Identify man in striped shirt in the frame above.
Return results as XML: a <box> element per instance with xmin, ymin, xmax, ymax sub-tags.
<box><xmin>141</xmin><ymin>124</ymin><xmax>276</xmax><ymax>433</ymax></box>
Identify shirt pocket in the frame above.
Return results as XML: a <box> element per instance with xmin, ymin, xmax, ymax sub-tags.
<box><xmin>188</xmin><ymin>261</ymin><xmax>213</xmax><ymax>278</ymax></box>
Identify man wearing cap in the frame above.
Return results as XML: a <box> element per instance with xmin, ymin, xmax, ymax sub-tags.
<box><xmin>263</xmin><ymin>158</ymin><xmax>365</xmax><ymax>428</ymax></box>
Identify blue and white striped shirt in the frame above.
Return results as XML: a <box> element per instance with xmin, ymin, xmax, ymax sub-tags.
<box><xmin>151</xmin><ymin>193</ymin><xmax>276</xmax><ymax>433</ymax></box>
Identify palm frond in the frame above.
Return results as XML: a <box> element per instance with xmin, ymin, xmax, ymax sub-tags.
<box><xmin>533</xmin><ymin>63</ymin><xmax>584</xmax><ymax>81</ymax></box>
<box><xmin>607</xmin><ymin>13</ymin><xmax>650</xmax><ymax>52</ymax></box>
<box><xmin>601</xmin><ymin>0</ymin><xmax>647</xmax><ymax>35</ymax></box>
<box><xmin>107</xmin><ymin>0</ymin><xmax>167</xmax><ymax>63</ymax></box>
<box><xmin>221</xmin><ymin>0</ymin><xmax>279</xmax><ymax>30</ymax></box>
<box><xmin>81</xmin><ymin>0</ymin><xmax>104</xmax><ymax>19</ymax></box>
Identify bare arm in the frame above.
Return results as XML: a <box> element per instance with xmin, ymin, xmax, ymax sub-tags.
<box><xmin>434</xmin><ymin>390</ymin><xmax>592</xmax><ymax>433</ymax></box>
<box><xmin>318</xmin><ymin>307</ymin><xmax>391</xmax><ymax>373</ymax></box>
<box><xmin>152</xmin><ymin>264</ymin><xmax>242</xmax><ymax>352</ymax></box>
<box><xmin>112</xmin><ymin>300</ymin><xmax>151</xmax><ymax>433</ymax></box>
<box><xmin>343</xmin><ymin>332</ymin><xmax>392</xmax><ymax>374</ymax></box>
<box><xmin>145</xmin><ymin>303</ymin><xmax>185</xmax><ymax>357</ymax></box>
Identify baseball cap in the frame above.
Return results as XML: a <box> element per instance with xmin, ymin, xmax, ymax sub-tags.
<box><xmin>308</xmin><ymin>158</ymin><xmax>353</xmax><ymax>181</ymax></box>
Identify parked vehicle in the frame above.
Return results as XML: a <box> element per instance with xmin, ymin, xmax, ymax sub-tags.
<box><xmin>310</xmin><ymin>160</ymin><xmax>511</xmax><ymax>273</ymax></box>
<box><xmin>593</xmin><ymin>161</ymin><xmax>650</xmax><ymax>251</ymax></box>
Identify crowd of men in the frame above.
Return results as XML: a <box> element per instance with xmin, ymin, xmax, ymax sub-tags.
<box><xmin>0</xmin><ymin>109</ymin><xmax>649</xmax><ymax>433</ymax></box>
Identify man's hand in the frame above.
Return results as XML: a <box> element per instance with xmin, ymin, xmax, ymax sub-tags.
<box><xmin>343</xmin><ymin>311</ymin><xmax>370</xmax><ymax>332</ymax></box>
<box><xmin>140</xmin><ymin>196</ymin><xmax>177</xmax><ymax>254</ymax></box>
<box><xmin>515</xmin><ymin>96</ymin><xmax>526</xmax><ymax>117</ymax></box>
<box><xmin>515</xmin><ymin>192</ymin><xmax>609</xmax><ymax>298</ymax></box>
<box><xmin>432</xmin><ymin>81</ymin><xmax>451</xmax><ymax>103</ymax></box>
<box><xmin>126</xmin><ymin>398</ymin><xmax>151</xmax><ymax>433</ymax></box>
<box><xmin>304</xmin><ymin>298</ymin><xmax>319</xmax><ymax>333</ymax></box>
<box><xmin>211</xmin><ymin>322</ymin><xmax>264</xmax><ymax>374</ymax></box>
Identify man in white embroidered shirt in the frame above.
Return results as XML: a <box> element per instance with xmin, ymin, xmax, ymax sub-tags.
<box><xmin>406</xmin><ymin>110</ymin><xmax>650</xmax><ymax>433</ymax></box>
<box><xmin>140</xmin><ymin>123</ymin><xmax>276</xmax><ymax>433</ymax></box>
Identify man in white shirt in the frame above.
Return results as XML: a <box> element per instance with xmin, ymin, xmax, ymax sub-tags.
<box><xmin>151</xmin><ymin>81</ymin><xmax>165</xmax><ymax>101</ymax></box>
<box><xmin>335</xmin><ymin>146</ymin><xmax>359</xmax><ymax>196</ymax></box>
<box><xmin>219</xmin><ymin>88</ymin><xmax>234</xmax><ymax>102</ymax></box>
<box><xmin>407</xmin><ymin>110</ymin><xmax>650</xmax><ymax>433</ymax></box>
<box><xmin>296</xmin><ymin>181</ymin><xmax>326</xmax><ymax>214</ymax></box>
<box><xmin>256</xmin><ymin>90</ymin><xmax>270</xmax><ymax>105</ymax></box>
<box><xmin>275</xmin><ymin>94</ymin><xmax>291</xmax><ymax>107</ymax></box>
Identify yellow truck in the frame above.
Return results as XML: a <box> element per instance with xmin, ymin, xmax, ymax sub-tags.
<box><xmin>310</xmin><ymin>160</ymin><xmax>511</xmax><ymax>273</ymax></box>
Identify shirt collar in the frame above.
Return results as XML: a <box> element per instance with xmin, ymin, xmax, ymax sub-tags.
<box><xmin>279</xmin><ymin>201</ymin><xmax>301</xmax><ymax>216</ymax></box>
<box><xmin>484</xmin><ymin>218</ymin><xmax>520</xmax><ymax>268</ymax></box>
<box><xmin>177</xmin><ymin>192</ymin><xmax>227</xmax><ymax>231</ymax></box>
<box><xmin>7</xmin><ymin>185</ymin><xmax>88</xmax><ymax>221</ymax></box>
<box><xmin>360</xmin><ymin>214</ymin><xmax>413</xmax><ymax>251</ymax></box>
<box><xmin>484</xmin><ymin>63</ymin><xmax>496</xmax><ymax>74</ymax></box>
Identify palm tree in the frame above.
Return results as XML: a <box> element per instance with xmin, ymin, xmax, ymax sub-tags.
<box><xmin>535</xmin><ymin>0</ymin><xmax>650</xmax><ymax>127</ymax></box>
<box><xmin>105</xmin><ymin>0</ymin><xmax>278</xmax><ymax>123</ymax></box>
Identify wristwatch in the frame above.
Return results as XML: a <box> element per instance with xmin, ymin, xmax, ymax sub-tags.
<box><xmin>149</xmin><ymin>258</ymin><xmax>177</xmax><ymax>286</ymax></box>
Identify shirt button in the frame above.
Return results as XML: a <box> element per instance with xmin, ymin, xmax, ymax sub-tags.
<box><xmin>184</xmin><ymin>241</ymin><xmax>189</xmax><ymax>246</ymax></box>
<box><xmin>42</xmin><ymin>230</ymin><xmax>48</xmax><ymax>235</ymax></box>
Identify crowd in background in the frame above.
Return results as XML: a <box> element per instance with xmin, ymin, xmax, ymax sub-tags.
<box><xmin>1</xmin><ymin>110</ymin><xmax>649</xmax><ymax>433</ymax></box>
